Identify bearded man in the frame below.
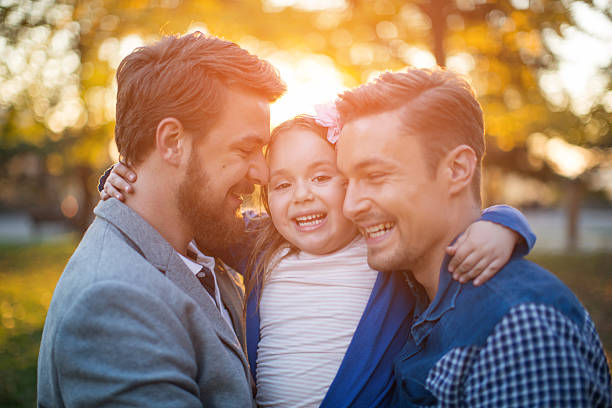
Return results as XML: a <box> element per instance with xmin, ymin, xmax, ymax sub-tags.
<box><xmin>37</xmin><ymin>32</ymin><xmax>285</xmax><ymax>407</ymax></box>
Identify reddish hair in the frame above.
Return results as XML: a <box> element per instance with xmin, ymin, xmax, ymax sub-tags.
<box><xmin>337</xmin><ymin>67</ymin><xmax>485</xmax><ymax>202</ymax></box>
<box><xmin>115</xmin><ymin>32</ymin><xmax>286</xmax><ymax>165</ymax></box>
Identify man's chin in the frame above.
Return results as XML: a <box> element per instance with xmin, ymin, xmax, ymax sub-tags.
<box><xmin>366</xmin><ymin>247</ymin><xmax>404</xmax><ymax>273</ymax></box>
<box><xmin>366</xmin><ymin>252</ymin><xmax>391</xmax><ymax>273</ymax></box>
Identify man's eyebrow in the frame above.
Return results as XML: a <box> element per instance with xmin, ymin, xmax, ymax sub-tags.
<box><xmin>352</xmin><ymin>157</ymin><xmax>394</xmax><ymax>170</ymax></box>
<box><xmin>230</xmin><ymin>134</ymin><xmax>265</xmax><ymax>147</ymax></box>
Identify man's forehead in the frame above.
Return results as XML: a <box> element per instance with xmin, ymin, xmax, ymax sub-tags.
<box><xmin>338</xmin><ymin>109</ymin><xmax>417</xmax><ymax>172</ymax></box>
<box><xmin>340</xmin><ymin>111</ymin><xmax>403</xmax><ymax>148</ymax></box>
<box><xmin>211</xmin><ymin>88</ymin><xmax>270</xmax><ymax>140</ymax></box>
<box><xmin>337</xmin><ymin>134</ymin><xmax>389</xmax><ymax>172</ymax></box>
<box><xmin>343</xmin><ymin>108</ymin><xmax>404</xmax><ymax>132</ymax></box>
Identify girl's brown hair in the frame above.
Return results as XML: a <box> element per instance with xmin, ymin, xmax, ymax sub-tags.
<box><xmin>244</xmin><ymin>115</ymin><xmax>330</xmax><ymax>313</ymax></box>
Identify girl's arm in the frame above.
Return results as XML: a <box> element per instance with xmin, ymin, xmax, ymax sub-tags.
<box><xmin>97</xmin><ymin>162</ymin><xmax>257</xmax><ymax>275</ymax></box>
<box><xmin>99</xmin><ymin>166</ymin><xmax>536</xmax><ymax>285</ymax></box>
<box><xmin>446</xmin><ymin>205</ymin><xmax>536</xmax><ymax>286</ymax></box>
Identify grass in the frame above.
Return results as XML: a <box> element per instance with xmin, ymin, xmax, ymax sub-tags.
<box><xmin>528</xmin><ymin>251</ymin><xmax>612</xmax><ymax>360</ymax></box>
<box><xmin>0</xmin><ymin>236</ymin><xmax>76</xmax><ymax>408</ymax></box>
<box><xmin>0</xmin><ymin>238</ymin><xmax>610</xmax><ymax>407</ymax></box>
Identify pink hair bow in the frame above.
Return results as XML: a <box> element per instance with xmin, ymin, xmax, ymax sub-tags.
<box><xmin>314</xmin><ymin>101</ymin><xmax>342</xmax><ymax>144</ymax></box>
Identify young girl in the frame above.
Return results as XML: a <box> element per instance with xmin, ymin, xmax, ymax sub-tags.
<box><xmin>101</xmin><ymin>115</ymin><xmax>535</xmax><ymax>408</ymax></box>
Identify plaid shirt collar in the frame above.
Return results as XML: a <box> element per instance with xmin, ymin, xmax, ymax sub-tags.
<box><xmin>403</xmin><ymin>253</ymin><xmax>462</xmax><ymax>346</ymax></box>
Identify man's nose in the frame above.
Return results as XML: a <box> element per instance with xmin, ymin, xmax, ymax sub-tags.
<box><xmin>343</xmin><ymin>180</ymin><xmax>367</xmax><ymax>221</ymax></box>
<box><xmin>247</xmin><ymin>152</ymin><xmax>269</xmax><ymax>186</ymax></box>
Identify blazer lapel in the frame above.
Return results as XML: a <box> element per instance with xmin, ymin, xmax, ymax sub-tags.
<box><xmin>164</xmin><ymin>255</ymin><xmax>244</xmax><ymax>350</ymax></box>
<box><xmin>93</xmin><ymin>199</ymin><xmax>251</xmax><ymax>377</ymax></box>
<box><xmin>215</xmin><ymin>260</ymin><xmax>247</xmax><ymax>353</ymax></box>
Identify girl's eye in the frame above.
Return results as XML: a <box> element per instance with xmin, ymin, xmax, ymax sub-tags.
<box><xmin>273</xmin><ymin>182</ymin><xmax>291</xmax><ymax>190</ymax></box>
<box><xmin>313</xmin><ymin>175</ymin><xmax>331</xmax><ymax>183</ymax></box>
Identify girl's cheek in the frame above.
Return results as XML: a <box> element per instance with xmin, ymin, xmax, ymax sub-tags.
<box><xmin>268</xmin><ymin>192</ymin><xmax>289</xmax><ymax>213</ymax></box>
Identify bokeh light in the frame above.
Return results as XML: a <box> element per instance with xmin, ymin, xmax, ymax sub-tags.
<box><xmin>60</xmin><ymin>195</ymin><xmax>79</xmax><ymax>218</ymax></box>
<box><xmin>267</xmin><ymin>51</ymin><xmax>347</xmax><ymax>125</ymax></box>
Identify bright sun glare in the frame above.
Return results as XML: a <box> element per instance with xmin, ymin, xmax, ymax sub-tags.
<box><xmin>265</xmin><ymin>52</ymin><xmax>347</xmax><ymax>126</ymax></box>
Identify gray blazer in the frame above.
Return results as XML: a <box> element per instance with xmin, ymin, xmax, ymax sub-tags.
<box><xmin>37</xmin><ymin>199</ymin><xmax>255</xmax><ymax>407</ymax></box>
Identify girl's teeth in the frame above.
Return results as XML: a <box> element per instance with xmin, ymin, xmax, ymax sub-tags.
<box><xmin>295</xmin><ymin>213</ymin><xmax>325</xmax><ymax>226</ymax></box>
<box><xmin>297</xmin><ymin>218</ymin><xmax>324</xmax><ymax>227</ymax></box>
<box><xmin>296</xmin><ymin>213</ymin><xmax>324</xmax><ymax>222</ymax></box>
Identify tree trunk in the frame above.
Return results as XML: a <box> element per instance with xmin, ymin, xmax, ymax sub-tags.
<box><xmin>76</xmin><ymin>164</ymin><xmax>95</xmax><ymax>235</ymax></box>
<box><xmin>565</xmin><ymin>179</ymin><xmax>583</xmax><ymax>252</ymax></box>
<box><xmin>420</xmin><ymin>0</ymin><xmax>449</xmax><ymax>66</ymax></box>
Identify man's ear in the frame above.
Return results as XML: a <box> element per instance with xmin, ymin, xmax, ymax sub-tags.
<box><xmin>440</xmin><ymin>144</ymin><xmax>477</xmax><ymax>196</ymax></box>
<box><xmin>156</xmin><ymin>117</ymin><xmax>186</xmax><ymax>167</ymax></box>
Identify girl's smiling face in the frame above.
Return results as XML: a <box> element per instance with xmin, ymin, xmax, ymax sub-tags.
<box><xmin>267</xmin><ymin>127</ymin><xmax>359</xmax><ymax>255</ymax></box>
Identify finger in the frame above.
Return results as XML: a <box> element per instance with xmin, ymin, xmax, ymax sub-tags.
<box><xmin>107</xmin><ymin>172</ymin><xmax>134</xmax><ymax>194</ymax></box>
<box><xmin>452</xmin><ymin>252</ymin><xmax>481</xmax><ymax>280</ymax></box>
<box><xmin>458</xmin><ymin>257</ymin><xmax>489</xmax><ymax>284</ymax></box>
<box><xmin>474</xmin><ymin>260</ymin><xmax>502</xmax><ymax>286</ymax></box>
<box><xmin>104</xmin><ymin>183</ymin><xmax>125</xmax><ymax>201</ymax></box>
<box><xmin>100</xmin><ymin>190</ymin><xmax>109</xmax><ymax>200</ymax></box>
<box><xmin>447</xmin><ymin>234</ymin><xmax>468</xmax><ymax>272</ymax></box>
<box><xmin>455</xmin><ymin>231</ymin><xmax>469</xmax><ymax>246</ymax></box>
<box><xmin>114</xmin><ymin>162</ymin><xmax>137</xmax><ymax>182</ymax></box>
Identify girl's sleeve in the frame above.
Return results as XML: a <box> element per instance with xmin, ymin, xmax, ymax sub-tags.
<box><xmin>97</xmin><ymin>164</ymin><xmax>115</xmax><ymax>192</ymax></box>
<box><xmin>479</xmin><ymin>205</ymin><xmax>536</xmax><ymax>257</ymax></box>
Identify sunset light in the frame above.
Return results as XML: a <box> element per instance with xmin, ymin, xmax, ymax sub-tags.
<box><xmin>528</xmin><ymin>133</ymin><xmax>596</xmax><ymax>179</ymax></box>
<box><xmin>266</xmin><ymin>52</ymin><xmax>347</xmax><ymax>125</ymax></box>
<box><xmin>1</xmin><ymin>1</ymin><xmax>611</xmax><ymax>405</ymax></box>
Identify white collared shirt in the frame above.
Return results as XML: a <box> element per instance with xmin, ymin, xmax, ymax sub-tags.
<box><xmin>177</xmin><ymin>241</ymin><xmax>236</xmax><ymax>335</ymax></box>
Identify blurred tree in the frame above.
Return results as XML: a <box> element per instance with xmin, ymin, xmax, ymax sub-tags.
<box><xmin>0</xmin><ymin>0</ymin><xmax>610</xmax><ymax>247</ymax></box>
<box><xmin>255</xmin><ymin>0</ymin><xmax>611</xmax><ymax>249</ymax></box>
<box><xmin>0</xmin><ymin>0</ymin><xmax>271</xmax><ymax>231</ymax></box>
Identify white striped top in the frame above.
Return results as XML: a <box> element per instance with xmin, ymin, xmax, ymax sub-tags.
<box><xmin>255</xmin><ymin>237</ymin><xmax>378</xmax><ymax>408</ymax></box>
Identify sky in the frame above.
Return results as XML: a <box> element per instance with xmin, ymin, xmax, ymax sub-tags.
<box><xmin>539</xmin><ymin>0</ymin><xmax>612</xmax><ymax>115</ymax></box>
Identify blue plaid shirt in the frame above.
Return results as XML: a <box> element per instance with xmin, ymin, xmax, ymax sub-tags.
<box><xmin>394</xmin><ymin>255</ymin><xmax>611</xmax><ymax>407</ymax></box>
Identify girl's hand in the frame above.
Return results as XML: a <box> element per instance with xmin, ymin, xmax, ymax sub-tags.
<box><xmin>100</xmin><ymin>162</ymin><xmax>137</xmax><ymax>202</ymax></box>
<box><xmin>446</xmin><ymin>220</ymin><xmax>521</xmax><ymax>286</ymax></box>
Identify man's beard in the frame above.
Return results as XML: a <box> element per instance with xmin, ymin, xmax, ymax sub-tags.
<box><xmin>177</xmin><ymin>155</ymin><xmax>244</xmax><ymax>257</ymax></box>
